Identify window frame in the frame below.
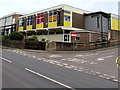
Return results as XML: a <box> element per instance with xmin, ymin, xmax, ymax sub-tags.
<box><xmin>36</xmin><ymin>13</ymin><xmax>44</xmax><ymax>24</ymax></box>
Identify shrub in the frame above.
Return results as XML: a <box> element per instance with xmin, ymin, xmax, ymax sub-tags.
<box><xmin>9</xmin><ymin>32</ymin><xmax>24</xmax><ymax>40</ymax></box>
<box><xmin>28</xmin><ymin>35</ymin><xmax>39</xmax><ymax>41</ymax></box>
<box><xmin>41</xmin><ymin>38</ymin><xmax>46</xmax><ymax>42</ymax></box>
<box><xmin>2</xmin><ymin>35</ymin><xmax>10</xmax><ymax>40</ymax></box>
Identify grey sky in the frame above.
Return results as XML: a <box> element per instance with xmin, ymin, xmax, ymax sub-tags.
<box><xmin>0</xmin><ymin>0</ymin><xmax>119</xmax><ymax>17</ymax></box>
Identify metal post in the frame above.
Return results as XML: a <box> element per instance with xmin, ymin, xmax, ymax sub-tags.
<box><xmin>63</xmin><ymin>30</ymin><xmax>64</xmax><ymax>42</ymax></box>
<box><xmin>35</xmin><ymin>30</ymin><xmax>37</xmax><ymax>36</ymax></box>
<box><xmin>25</xmin><ymin>31</ymin><xmax>27</xmax><ymax>37</ymax></box>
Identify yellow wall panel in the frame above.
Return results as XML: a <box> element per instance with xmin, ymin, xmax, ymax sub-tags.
<box><xmin>26</xmin><ymin>26</ymin><xmax>32</xmax><ymax>30</ymax></box>
<box><xmin>111</xmin><ymin>18</ymin><xmax>119</xmax><ymax>31</ymax></box>
<box><xmin>64</xmin><ymin>21</ymin><xmax>70</xmax><ymax>27</ymax></box>
<box><xmin>18</xmin><ymin>27</ymin><xmax>23</xmax><ymax>31</ymax></box>
<box><xmin>48</xmin><ymin>22</ymin><xmax>57</xmax><ymax>27</ymax></box>
<box><xmin>36</xmin><ymin>24</ymin><xmax>43</xmax><ymax>29</ymax></box>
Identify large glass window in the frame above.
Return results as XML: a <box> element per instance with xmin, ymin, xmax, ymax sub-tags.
<box><xmin>64</xmin><ymin>34</ymin><xmax>70</xmax><ymax>42</ymax></box>
<box><xmin>64</xmin><ymin>15</ymin><xmax>70</xmax><ymax>21</ymax></box>
<box><xmin>12</xmin><ymin>18</ymin><xmax>15</xmax><ymax>24</ymax></box>
<box><xmin>48</xmin><ymin>10</ymin><xmax>58</xmax><ymax>22</ymax></box>
<box><xmin>97</xmin><ymin>17</ymin><xmax>100</xmax><ymax>28</ymax></box>
<box><xmin>0</xmin><ymin>19</ymin><xmax>2</xmax><ymax>26</ymax></box>
<box><xmin>36</xmin><ymin>13</ymin><xmax>44</xmax><ymax>24</ymax></box>
<box><xmin>27</xmin><ymin>16</ymin><xmax>33</xmax><ymax>26</ymax></box>
<box><xmin>64</xmin><ymin>10</ymin><xmax>70</xmax><ymax>14</ymax></box>
<box><xmin>1</xmin><ymin>18</ymin><xmax>5</xmax><ymax>26</ymax></box>
<box><xmin>6</xmin><ymin>16</ymin><xmax>12</xmax><ymax>25</ymax></box>
<box><xmin>19</xmin><ymin>18</ymin><xmax>24</xmax><ymax>27</ymax></box>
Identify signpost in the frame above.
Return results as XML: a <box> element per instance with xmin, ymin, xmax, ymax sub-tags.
<box><xmin>71</xmin><ymin>32</ymin><xmax>77</xmax><ymax>38</ymax></box>
<box><xmin>71</xmin><ymin>32</ymin><xmax>77</xmax><ymax>51</ymax></box>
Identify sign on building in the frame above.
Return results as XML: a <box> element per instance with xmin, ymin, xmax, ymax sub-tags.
<box><xmin>71</xmin><ymin>32</ymin><xmax>77</xmax><ymax>38</ymax></box>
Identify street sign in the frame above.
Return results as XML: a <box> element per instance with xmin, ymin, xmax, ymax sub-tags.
<box><xmin>71</xmin><ymin>32</ymin><xmax>77</xmax><ymax>38</ymax></box>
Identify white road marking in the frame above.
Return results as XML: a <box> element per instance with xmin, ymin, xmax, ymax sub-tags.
<box><xmin>32</xmin><ymin>56</ymin><xmax>36</xmax><ymax>58</ymax></box>
<box><xmin>19</xmin><ymin>52</ymin><xmax>23</xmax><ymax>54</ymax></box>
<box><xmin>113</xmin><ymin>79</ymin><xmax>118</xmax><ymax>82</ymax></box>
<box><xmin>63</xmin><ymin>63</ymin><xmax>68</xmax><ymax>66</ymax></box>
<box><xmin>65</xmin><ymin>66</ymin><xmax>72</xmax><ymax>69</ymax></box>
<box><xmin>97</xmin><ymin>55</ymin><xmax>114</xmax><ymax>61</ymax></box>
<box><xmin>99</xmin><ymin>75</ymin><xmax>107</xmax><ymax>79</ymax></box>
<box><xmin>50</xmin><ymin>55</ymin><xmax>62</xmax><ymax>58</ymax></box>
<box><xmin>85</xmin><ymin>54</ymin><xmax>98</xmax><ymax>57</ymax></box>
<box><xmin>57</xmin><ymin>64</ymin><xmax>63</xmax><ymax>66</ymax></box>
<box><xmin>89</xmin><ymin>62</ymin><xmax>98</xmax><ymax>64</ymax></box>
<box><xmin>0</xmin><ymin>57</ymin><xmax>12</xmax><ymax>63</ymax></box>
<box><xmin>77</xmin><ymin>69</ymin><xmax>83</xmax><ymax>71</ymax></box>
<box><xmin>97</xmin><ymin>58</ymin><xmax>104</xmax><ymax>61</ymax></box>
<box><xmin>75</xmin><ymin>55</ymin><xmax>83</xmax><ymax>57</ymax></box>
<box><xmin>23</xmin><ymin>53</ymin><xmax>27</xmax><ymax>56</ymax></box>
<box><xmin>95</xmin><ymin>72</ymin><xmax>100</xmax><ymax>75</ymax></box>
<box><xmin>25</xmin><ymin>68</ymin><xmax>75</xmax><ymax>90</ymax></box>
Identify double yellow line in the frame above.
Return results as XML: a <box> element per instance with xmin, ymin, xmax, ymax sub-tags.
<box><xmin>116</xmin><ymin>56</ymin><xmax>120</xmax><ymax>68</ymax></box>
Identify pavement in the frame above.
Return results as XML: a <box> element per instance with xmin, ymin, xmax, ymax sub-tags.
<box><xmin>2</xmin><ymin>49</ymin><xmax>118</xmax><ymax>88</ymax></box>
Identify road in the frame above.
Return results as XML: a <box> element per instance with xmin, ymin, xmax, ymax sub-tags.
<box><xmin>2</xmin><ymin>48</ymin><xmax>118</xmax><ymax>89</ymax></box>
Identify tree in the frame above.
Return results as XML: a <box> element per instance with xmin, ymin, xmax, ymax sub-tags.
<box><xmin>9</xmin><ymin>32</ymin><xmax>24</xmax><ymax>40</ymax></box>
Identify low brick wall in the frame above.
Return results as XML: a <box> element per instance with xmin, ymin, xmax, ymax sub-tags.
<box><xmin>2</xmin><ymin>40</ymin><xmax>46</xmax><ymax>50</ymax></box>
<box><xmin>2</xmin><ymin>40</ymin><xmax>25</xmax><ymax>49</ymax></box>
<box><xmin>24</xmin><ymin>40</ymin><xmax>46</xmax><ymax>50</ymax></box>
<box><xmin>55</xmin><ymin>41</ymin><xmax>119</xmax><ymax>51</ymax></box>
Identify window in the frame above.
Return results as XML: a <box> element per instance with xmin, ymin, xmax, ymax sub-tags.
<box><xmin>53</xmin><ymin>16</ymin><xmax>57</xmax><ymax>22</ymax></box>
<box><xmin>49</xmin><ymin>12</ymin><xmax>52</xmax><ymax>16</ymax></box>
<box><xmin>36</xmin><ymin>13</ymin><xmax>44</xmax><ymax>24</ymax></box>
<box><xmin>12</xmin><ymin>18</ymin><xmax>15</xmax><ymax>24</ymax></box>
<box><xmin>6</xmin><ymin>16</ymin><xmax>12</xmax><ymax>25</ymax></box>
<box><xmin>57</xmin><ymin>11</ymin><xmax>60</xmax><ymax>25</ymax></box>
<box><xmin>49</xmin><ymin>10</ymin><xmax>58</xmax><ymax>22</ymax></box>
<box><xmin>64</xmin><ymin>15</ymin><xmax>70</xmax><ymax>21</ymax></box>
<box><xmin>1</xmin><ymin>18</ymin><xmax>5</xmax><ymax>26</ymax></box>
<box><xmin>49</xmin><ymin>16</ymin><xmax>52</xmax><ymax>22</ymax></box>
<box><xmin>27</xmin><ymin>16</ymin><xmax>33</xmax><ymax>26</ymax></box>
<box><xmin>64</xmin><ymin>34</ymin><xmax>70</xmax><ymax>42</ymax></box>
<box><xmin>76</xmin><ymin>34</ymin><xmax>80</xmax><ymax>40</ymax></box>
<box><xmin>53</xmin><ymin>10</ymin><xmax>57</xmax><ymax>15</ymax></box>
<box><xmin>0</xmin><ymin>19</ymin><xmax>2</xmax><ymax>26</ymax></box>
<box><xmin>64</xmin><ymin>10</ymin><xmax>70</xmax><ymax>14</ymax></box>
<box><xmin>97</xmin><ymin>17</ymin><xmax>100</xmax><ymax>28</ymax></box>
<box><xmin>19</xmin><ymin>18</ymin><xmax>24</xmax><ymax>27</ymax></box>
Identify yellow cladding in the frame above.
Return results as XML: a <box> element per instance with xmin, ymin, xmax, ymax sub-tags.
<box><xmin>48</xmin><ymin>22</ymin><xmax>57</xmax><ymax>27</ymax></box>
<box><xmin>26</xmin><ymin>26</ymin><xmax>32</xmax><ymax>30</ymax></box>
<box><xmin>64</xmin><ymin>13</ymin><xmax>70</xmax><ymax>16</ymax></box>
<box><xmin>64</xmin><ymin>21</ymin><xmax>70</xmax><ymax>27</ymax></box>
<box><xmin>111</xmin><ymin>18</ymin><xmax>119</xmax><ymax>30</ymax></box>
<box><xmin>36</xmin><ymin>24</ymin><xmax>43</xmax><ymax>29</ymax></box>
<box><xmin>18</xmin><ymin>27</ymin><xmax>23</xmax><ymax>31</ymax></box>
